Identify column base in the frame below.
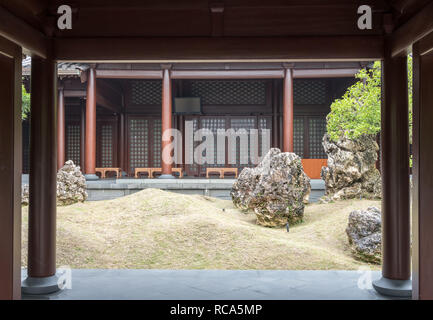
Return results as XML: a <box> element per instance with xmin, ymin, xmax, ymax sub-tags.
<box><xmin>85</xmin><ymin>173</ymin><xmax>99</xmax><ymax>181</ymax></box>
<box><xmin>22</xmin><ymin>275</ymin><xmax>62</xmax><ymax>295</ymax></box>
<box><xmin>373</xmin><ymin>276</ymin><xmax>412</xmax><ymax>298</ymax></box>
<box><xmin>158</xmin><ymin>174</ymin><xmax>175</xmax><ymax>179</ymax></box>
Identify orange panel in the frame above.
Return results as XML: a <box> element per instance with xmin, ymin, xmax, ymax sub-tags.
<box><xmin>301</xmin><ymin>159</ymin><xmax>328</xmax><ymax>179</ymax></box>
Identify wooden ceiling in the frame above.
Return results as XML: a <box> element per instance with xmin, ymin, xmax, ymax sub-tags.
<box><xmin>0</xmin><ymin>0</ymin><xmax>430</xmax><ymax>38</ymax></box>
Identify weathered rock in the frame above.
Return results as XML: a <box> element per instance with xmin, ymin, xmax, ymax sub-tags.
<box><xmin>21</xmin><ymin>161</ymin><xmax>88</xmax><ymax>206</ymax></box>
<box><xmin>346</xmin><ymin>206</ymin><xmax>381</xmax><ymax>263</ymax></box>
<box><xmin>56</xmin><ymin>160</ymin><xmax>88</xmax><ymax>206</ymax></box>
<box><xmin>231</xmin><ymin>148</ymin><xmax>311</xmax><ymax>227</ymax></box>
<box><xmin>321</xmin><ymin>134</ymin><xmax>381</xmax><ymax>201</ymax></box>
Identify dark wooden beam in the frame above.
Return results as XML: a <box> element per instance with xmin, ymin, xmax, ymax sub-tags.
<box><xmin>293</xmin><ymin>68</ymin><xmax>359</xmax><ymax>78</ymax></box>
<box><xmin>0</xmin><ymin>38</ymin><xmax>22</xmax><ymax>301</ymax></box>
<box><xmin>0</xmin><ymin>6</ymin><xmax>47</xmax><ymax>58</ymax></box>
<box><xmin>391</xmin><ymin>1</ymin><xmax>433</xmax><ymax>56</ymax></box>
<box><xmin>171</xmin><ymin>69</ymin><xmax>284</xmax><ymax>79</ymax></box>
<box><xmin>418</xmin><ymin>30</ymin><xmax>433</xmax><ymax>56</ymax></box>
<box><xmin>95</xmin><ymin>69</ymin><xmax>163</xmax><ymax>79</ymax></box>
<box><xmin>54</xmin><ymin>36</ymin><xmax>384</xmax><ymax>62</ymax></box>
<box><xmin>210</xmin><ymin>3</ymin><xmax>224</xmax><ymax>37</ymax></box>
<box><xmin>63</xmin><ymin>89</ymin><xmax>86</xmax><ymax>98</ymax></box>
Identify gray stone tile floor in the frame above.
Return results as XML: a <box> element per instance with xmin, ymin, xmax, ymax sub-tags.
<box><xmin>21</xmin><ymin>269</ymin><xmax>395</xmax><ymax>300</ymax></box>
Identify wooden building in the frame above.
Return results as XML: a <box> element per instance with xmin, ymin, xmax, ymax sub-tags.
<box><xmin>1</xmin><ymin>0</ymin><xmax>433</xmax><ymax>300</ymax></box>
<box><xmin>23</xmin><ymin>61</ymin><xmax>361</xmax><ymax>179</ymax></box>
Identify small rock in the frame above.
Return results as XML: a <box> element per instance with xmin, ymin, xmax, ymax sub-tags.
<box><xmin>346</xmin><ymin>206</ymin><xmax>381</xmax><ymax>263</ymax></box>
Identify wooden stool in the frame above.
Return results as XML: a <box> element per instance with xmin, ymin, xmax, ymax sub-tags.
<box><xmin>150</xmin><ymin>168</ymin><xmax>184</xmax><ymax>178</ymax></box>
<box><xmin>95</xmin><ymin>168</ymin><xmax>122</xmax><ymax>179</ymax></box>
<box><xmin>135</xmin><ymin>168</ymin><xmax>183</xmax><ymax>178</ymax></box>
<box><xmin>206</xmin><ymin>168</ymin><xmax>238</xmax><ymax>179</ymax></box>
<box><xmin>134</xmin><ymin>168</ymin><xmax>152</xmax><ymax>178</ymax></box>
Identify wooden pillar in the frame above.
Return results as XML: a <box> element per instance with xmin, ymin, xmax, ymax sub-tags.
<box><xmin>84</xmin><ymin>67</ymin><xmax>98</xmax><ymax>179</ymax></box>
<box><xmin>80</xmin><ymin>102</ymin><xmax>86</xmax><ymax>171</ymax></box>
<box><xmin>160</xmin><ymin>67</ymin><xmax>174</xmax><ymax>178</ymax></box>
<box><xmin>0</xmin><ymin>38</ymin><xmax>22</xmax><ymax>300</ymax></box>
<box><xmin>22</xmin><ymin>54</ymin><xmax>61</xmax><ymax>294</ymax></box>
<box><xmin>283</xmin><ymin>68</ymin><xmax>294</xmax><ymax>152</ymax></box>
<box><xmin>57</xmin><ymin>87</ymin><xmax>65</xmax><ymax>169</ymax></box>
<box><xmin>412</xmin><ymin>43</ymin><xmax>433</xmax><ymax>300</ymax></box>
<box><xmin>372</xmin><ymin>41</ymin><xmax>411</xmax><ymax>297</ymax></box>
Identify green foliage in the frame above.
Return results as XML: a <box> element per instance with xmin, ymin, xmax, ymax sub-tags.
<box><xmin>326</xmin><ymin>62</ymin><xmax>382</xmax><ymax>141</ymax></box>
<box><xmin>22</xmin><ymin>85</ymin><xmax>30</xmax><ymax>120</ymax></box>
<box><xmin>326</xmin><ymin>58</ymin><xmax>413</xmax><ymax>142</ymax></box>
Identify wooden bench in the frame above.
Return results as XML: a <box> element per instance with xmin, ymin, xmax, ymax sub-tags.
<box><xmin>206</xmin><ymin>168</ymin><xmax>238</xmax><ymax>179</ymax></box>
<box><xmin>134</xmin><ymin>168</ymin><xmax>152</xmax><ymax>178</ymax></box>
<box><xmin>135</xmin><ymin>167</ymin><xmax>184</xmax><ymax>178</ymax></box>
<box><xmin>95</xmin><ymin>168</ymin><xmax>122</xmax><ymax>179</ymax></box>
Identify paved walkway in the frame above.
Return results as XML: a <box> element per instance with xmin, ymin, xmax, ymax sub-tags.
<box><xmin>22</xmin><ymin>269</ymin><xmax>394</xmax><ymax>300</ymax></box>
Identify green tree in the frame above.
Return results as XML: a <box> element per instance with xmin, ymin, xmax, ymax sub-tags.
<box><xmin>22</xmin><ymin>85</ymin><xmax>30</xmax><ymax>120</ymax></box>
<box><xmin>326</xmin><ymin>58</ymin><xmax>413</xmax><ymax>142</ymax></box>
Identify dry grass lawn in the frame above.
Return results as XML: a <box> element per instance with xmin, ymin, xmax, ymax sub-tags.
<box><xmin>21</xmin><ymin>189</ymin><xmax>381</xmax><ymax>270</ymax></box>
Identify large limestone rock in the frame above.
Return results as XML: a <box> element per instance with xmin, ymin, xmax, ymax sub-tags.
<box><xmin>346</xmin><ymin>206</ymin><xmax>381</xmax><ymax>263</ymax></box>
<box><xmin>22</xmin><ymin>160</ymin><xmax>88</xmax><ymax>206</ymax></box>
<box><xmin>57</xmin><ymin>160</ymin><xmax>88</xmax><ymax>206</ymax></box>
<box><xmin>320</xmin><ymin>134</ymin><xmax>381</xmax><ymax>202</ymax></box>
<box><xmin>231</xmin><ymin>148</ymin><xmax>311</xmax><ymax>227</ymax></box>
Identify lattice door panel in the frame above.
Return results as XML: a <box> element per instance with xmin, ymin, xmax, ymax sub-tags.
<box><xmin>258</xmin><ymin>116</ymin><xmax>272</xmax><ymax>162</ymax></box>
<box><xmin>129</xmin><ymin>118</ymin><xmax>149</xmax><ymax>172</ymax></box>
<box><xmin>130</xmin><ymin>80</ymin><xmax>162</xmax><ymax>105</ymax></box>
<box><xmin>294</xmin><ymin>80</ymin><xmax>327</xmax><ymax>105</ymax></box>
<box><xmin>184</xmin><ymin>117</ymin><xmax>199</xmax><ymax>176</ymax></box>
<box><xmin>151</xmin><ymin>119</ymin><xmax>162</xmax><ymax>168</ymax></box>
<box><xmin>100</xmin><ymin>125</ymin><xmax>114</xmax><ymax>167</ymax></box>
<box><xmin>229</xmin><ymin>117</ymin><xmax>257</xmax><ymax>170</ymax></box>
<box><xmin>66</xmin><ymin>123</ymin><xmax>81</xmax><ymax>167</ymax></box>
<box><xmin>308</xmin><ymin>117</ymin><xmax>327</xmax><ymax>159</ymax></box>
<box><xmin>199</xmin><ymin>117</ymin><xmax>226</xmax><ymax>175</ymax></box>
<box><xmin>190</xmin><ymin>80</ymin><xmax>267</xmax><ymax>105</ymax></box>
<box><xmin>294</xmin><ymin>117</ymin><xmax>304</xmax><ymax>158</ymax></box>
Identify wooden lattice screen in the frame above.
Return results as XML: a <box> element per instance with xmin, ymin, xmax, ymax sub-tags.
<box><xmin>128</xmin><ymin>117</ymin><xmax>162</xmax><ymax>173</ymax></box>
<box><xmin>66</xmin><ymin>123</ymin><xmax>81</xmax><ymax>166</ymax></box>
<box><xmin>293</xmin><ymin>117</ymin><xmax>304</xmax><ymax>158</ymax></box>
<box><xmin>184</xmin><ymin>115</ymin><xmax>272</xmax><ymax>177</ymax></box>
<box><xmin>199</xmin><ymin>117</ymin><xmax>227</xmax><ymax>175</ymax></box>
<box><xmin>130</xmin><ymin>80</ymin><xmax>162</xmax><ymax>105</ymax></box>
<box><xmin>100</xmin><ymin>125</ymin><xmax>114</xmax><ymax>167</ymax></box>
<box><xmin>190</xmin><ymin>80</ymin><xmax>267</xmax><ymax>105</ymax></box>
<box><xmin>308</xmin><ymin>117</ymin><xmax>327</xmax><ymax>158</ymax></box>
<box><xmin>129</xmin><ymin>118</ymin><xmax>149</xmax><ymax>170</ymax></box>
<box><xmin>229</xmin><ymin>117</ymin><xmax>256</xmax><ymax>169</ymax></box>
<box><xmin>184</xmin><ymin>117</ymin><xmax>199</xmax><ymax>176</ymax></box>
<box><xmin>294</xmin><ymin>79</ymin><xmax>327</xmax><ymax>105</ymax></box>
